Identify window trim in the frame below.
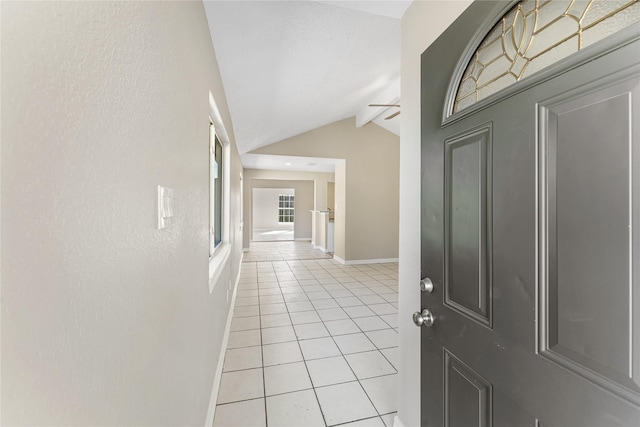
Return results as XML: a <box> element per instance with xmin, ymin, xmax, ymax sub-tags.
<box><xmin>210</xmin><ymin>123</ymin><xmax>224</xmax><ymax>256</ymax></box>
<box><xmin>208</xmin><ymin>91</ymin><xmax>232</xmax><ymax>294</ymax></box>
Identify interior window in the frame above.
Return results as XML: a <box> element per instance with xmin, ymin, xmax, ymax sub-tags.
<box><xmin>210</xmin><ymin>121</ymin><xmax>223</xmax><ymax>255</ymax></box>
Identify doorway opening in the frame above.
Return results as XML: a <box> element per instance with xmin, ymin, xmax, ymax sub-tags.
<box><xmin>252</xmin><ymin>188</ymin><xmax>295</xmax><ymax>242</ymax></box>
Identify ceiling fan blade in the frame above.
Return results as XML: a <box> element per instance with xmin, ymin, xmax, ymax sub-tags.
<box><xmin>385</xmin><ymin>111</ymin><xmax>401</xmax><ymax>120</ymax></box>
<box><xmin>369</xmin><ymin>104</ymin><xmax>400</xmax><ymax>107</ymax></box>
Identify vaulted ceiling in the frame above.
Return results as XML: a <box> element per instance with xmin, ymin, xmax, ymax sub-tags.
<box><xmin>203</xmin><ymin>1</ymin><xmax>410</xmax><ymax>164</ymax></box>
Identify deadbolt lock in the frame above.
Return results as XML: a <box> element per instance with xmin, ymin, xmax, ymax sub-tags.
<box><xmin>420</xmin><ymin>277</ymin><xmax>434</xmax><ymax>293</ymax></box>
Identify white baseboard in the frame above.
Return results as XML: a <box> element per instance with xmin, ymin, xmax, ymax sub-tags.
<box><xmin>204</xmin><ymin>252</ymin><xmax>243</xmax><ymax>427</ymax></box>
<box><xmin>333</xmin><ymin>256</ymin><xmax>399</xmax><ymax>265</ymax></box>
<box><xmin>243</xmin><ymin>247</ymin><xmax>250</xmax><ymax>252</ymax></box>
<box><xmin>294</xmin><ymin>237</ymin><xmax>311</xmax><ymax>241</ymax></box>
<box><xmin>393</xmin><ymin>415</ymin><xmax>406</xmax><ymax>427</ymax></box>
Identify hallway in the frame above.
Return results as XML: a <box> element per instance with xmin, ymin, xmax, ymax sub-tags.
<box><xmin>213</xmin><ymin>242</ymin><xmax>399</xmax><ymax>426</ymax></box>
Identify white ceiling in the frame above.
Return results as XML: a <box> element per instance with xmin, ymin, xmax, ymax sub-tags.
<box><xmin>204</xmin><ymin>0</ymin><xmax>409</xmax><ymax>163</ymax></box>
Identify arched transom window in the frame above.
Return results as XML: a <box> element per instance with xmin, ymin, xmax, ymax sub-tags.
<box><xmin>453</xmin><ymin>0</ymin><xmax>640</xmax><ymax>114</ymax></box>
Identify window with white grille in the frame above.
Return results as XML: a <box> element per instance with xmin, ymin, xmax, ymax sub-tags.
<box><xmin>278</xmin><ymin>194</ymin><xmax>294</xmax><ymax>223</ymax></box>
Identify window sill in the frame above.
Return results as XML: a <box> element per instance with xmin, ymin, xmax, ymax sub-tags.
<box><xmin>208</xmin><ymin>242</ymin><xmax>231</xmax><ymax>294</ymax></box>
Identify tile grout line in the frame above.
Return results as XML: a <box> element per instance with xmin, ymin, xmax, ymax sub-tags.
<box><xmin>255</xmin><ymin>262</ymin><xmax>269</xmax><ymax>427</ymax></box>
<box><xmin>282</xmin><ymin>259</ymin><xmax>330</xmax><ymax>427</ymax></box>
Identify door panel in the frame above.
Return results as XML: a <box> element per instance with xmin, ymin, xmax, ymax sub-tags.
<box><xmin>492</xmin><ymin>390</ymin><xmax>537</xmax><ymax>427</ymax></box>
<box><xmin>444</xmin><ymin>349</ymin><xmax>492</xmax><ymax>427</ymax></box>
<box><xmin>444</xmin><ymin>125</ymin><xmax>492</xmax><ymax>327</ymax></box>
<box><xmin>539</xmin><ymin>74</ymin><xmax>640</xmax><ymax>403</ymax></box>
<box><xmin>420</xmin><ymin>1</ymin><xmax>640</xmax><ymax>425</ymax></box>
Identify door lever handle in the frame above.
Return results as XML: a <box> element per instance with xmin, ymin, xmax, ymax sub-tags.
<box><xmin>413</xmin><ymin>308</ymin><xmax>435</xmax><ymax>327</ymax></box>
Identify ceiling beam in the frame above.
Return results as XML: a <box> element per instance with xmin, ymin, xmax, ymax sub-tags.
<box><xmin>355</xmin><ymin>77</ymin><xmax>401</xmax><ymax>128</ymax></box>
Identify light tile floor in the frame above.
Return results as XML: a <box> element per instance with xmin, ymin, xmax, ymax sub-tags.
<box><xmin>242</xmin><ymin>241</ymin><xmax>333</xmax><ymax>263</ymax></box>
<box><xmin>252</xmin><ymin>229</ymin><xmax>294</xmax><ymax>242</ymax></box>
<box><xmin>214</xmin><ymin>242</ymin><xmax>398</xmax><ymax>427</ymax></box>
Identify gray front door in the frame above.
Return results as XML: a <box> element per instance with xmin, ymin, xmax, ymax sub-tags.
<box><xmin>420</xmin><ymin>2</ymin><xmax>640</xmax><ymax>426</ymax></box>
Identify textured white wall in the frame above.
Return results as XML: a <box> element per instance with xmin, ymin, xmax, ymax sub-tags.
<box><xmin>252</xmin><ymin>188</ymin><xmax>294</xmax><ymax>230</ymax></box>
<box><xmin>1</xmin><ymin>2</ymin><xmax>243</xmax><ymax>425</ymax></box>
<box><xmin>397</xmin><ymin>2</ymin><xmax>472</xmax><ymax>426</ymax></box>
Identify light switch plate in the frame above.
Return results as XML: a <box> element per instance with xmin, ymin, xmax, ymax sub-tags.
<box><xmin>158</xmin><ymin>185</ymin><xmax>174</xmax><ymax>229</ymax></box>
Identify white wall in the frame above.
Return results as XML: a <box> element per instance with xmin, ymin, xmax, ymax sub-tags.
<box><xmin>1</xmin><ymin>2</ymin><xmax>243</xmax><ymax>425</ymax></box>
<box><xmin>252</xmin><ymin>188</ymin><xmax>294</xmax><ymax>230</ymax></box>
<box><xmin>397</xmin><ymin>2</ymin><xmax>472</xmax><ymax>426</ymax></box>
